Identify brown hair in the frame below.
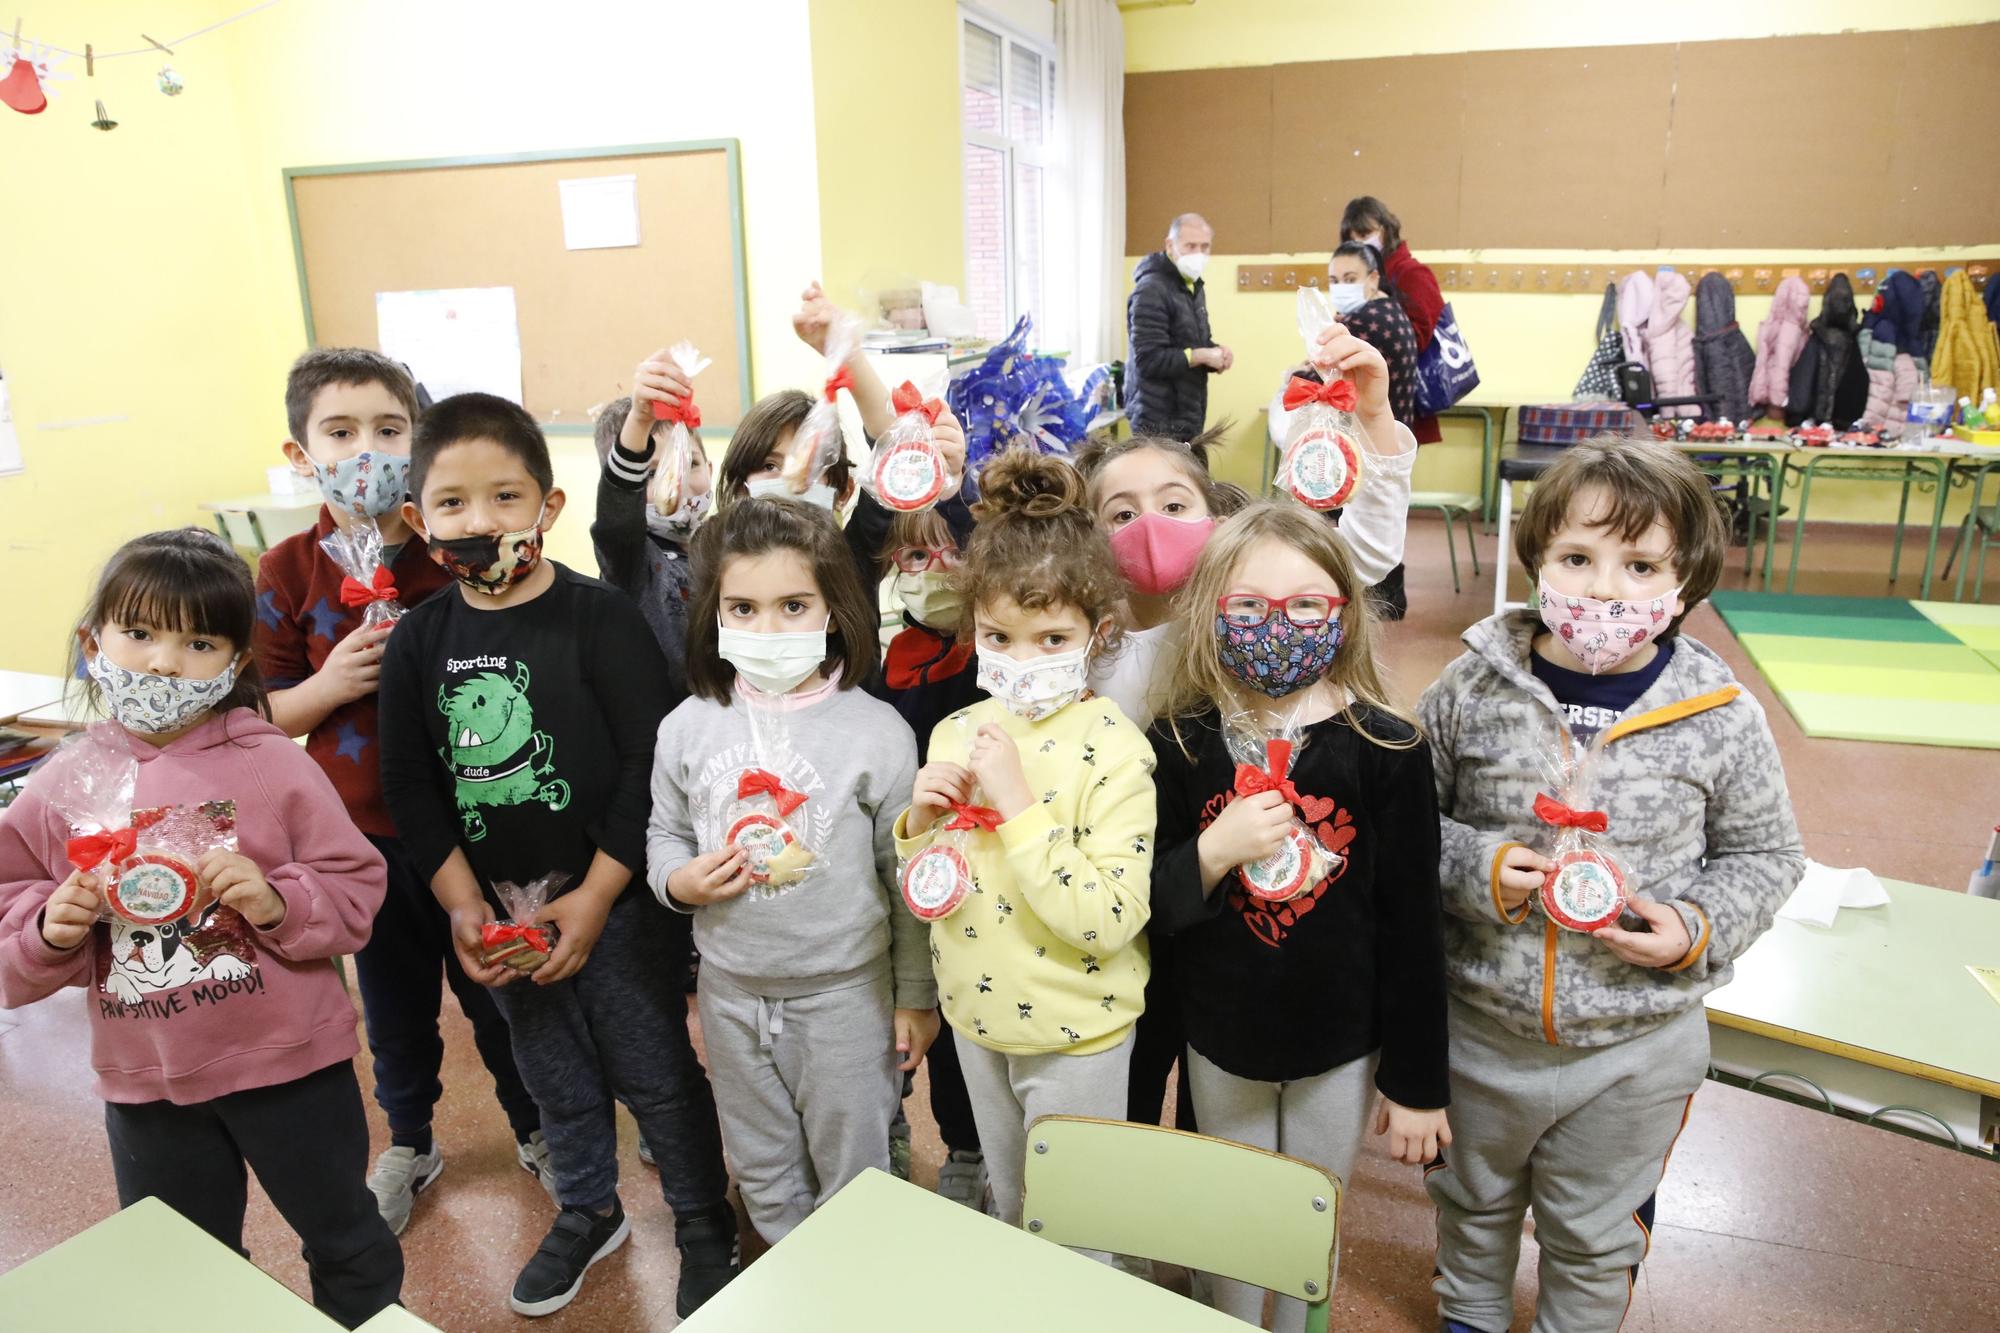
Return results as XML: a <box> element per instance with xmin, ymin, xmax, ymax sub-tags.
<box><xmin>716</xmin><ymin>389</ymin><xmax>854</xmax><ymax>505</ymax></box>
<box><xmin>1160</xmin><ymin>501</ymin><xmax>1416</xmax><ymax>754</ymax></box>
<box><xmin>955</xmin><ymin>450</ymin><xmax>1125</xmax><ymax>650</ymax></box>
<box><xmin>285</xmin><ymin>347</ymin><xmax>420</xmax><ymax>443</ymax></box>
<box><xmin>1512</xmin><ymin>436</ymin><xmax>1726</xmax><ymax>641</ymax></box>
<box><xmin>70</xmin><ymin>528</ymin><xmax>270</xmax><ymax>722</ymax></box>
<box><xmin>683</xmin><ymin>497</ymin><xmax>880</xmax><ymax>703</ymax></box>
<box><xmin>1339</xmin><ymin>195</ymin><xmax>1402</xmax><ymax>254</ymax></box>
<box><xmin>592</xmin><ymin>394</ymin><xmax>704</xmax><ymax>467</ymax></box>
<box><xmin>874</xmin><ymin>507</ymin><xmax>957</xmax><ymax>580</ymax></box>
<box><xmin>1074</xmin><ymin>424</ymin><xmax>1243</xmax><ymax>522</ymax></box>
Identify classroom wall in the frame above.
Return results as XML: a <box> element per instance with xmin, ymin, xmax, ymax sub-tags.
<box><xmin>1120</xmin><ymin>1</ymin><xmax>2000</xmax><ymax>527</ymax></box>
<box><xmin>0</xmin><ymin>0</ymin><xmax>829</xmax><ymax>676</ymax></box>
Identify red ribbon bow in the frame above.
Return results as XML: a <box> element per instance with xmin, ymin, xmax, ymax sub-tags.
<box><xmin>66</xmin><ymin>827</ymin><xmax>137</xmax><ymax>872</ymax></box>
<box><xmin>339</xmin><ymin>567</ymin><xmax>399</xmax><ymax>608</ymax></box>
<box><xmin>892</xmin><ymin>381</ymin><xmax>944</xmax><ymax>424</ymax></box>
<box><xmin>1281</xmin><ymin>375</ymin><xmax>1358</xmax><ymax>413</ymax></box>
<box><xmin>943</xmin><ymin>803</ymin><xmax>1004</xmax><ymax>833</ymax></box>
<box><xmin>1534</xmin><ymin>792</ymin><xmax>1609</xmax><ymax>834</ymax></box>
<box><xmin>738</xmin><ymin>768</ymin><xmax>808</xmax><ymax>817</ymax></box>
<box><xmin>823</xmin><ymin>365</ymin><xmax>856</xmax><ymax>402</ymax></box>
<box><xmin>481</xmin><ymin>920</ymin><xmax>553</xmax><ymax>955</ymax></box>
<box><xmin>652</xmin><ymin>395</ymin><xmax>701</xmax><ymax>427</ymax></box>
<box><xmin>1233</xmin><ymin>739</ymin><xmax>1301</xmax><ymax>810</ymax></box>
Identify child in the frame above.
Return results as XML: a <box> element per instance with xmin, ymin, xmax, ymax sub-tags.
<box><xmin>1418</xmin><ymin>437</ymin><xmax>1804</xmax><ymax>1333</ymax></box>
<box><xmin>645</xmin><ymin>497</ymin><xmax>934</xmax><ymax>1242</ymax></box>
<box><xmin>257</xmin><ymin>348</ymin><xmax>548</xmax><ymax>1235</ymax></box>
<box><xmin>376</xmin><ymin>393</ymin><xmax>736</xmax><ymax>1319</ymax></box>
<box><xmin>895</xmin><ymin>450</ymin><xmax>1156</xmax><ymax>1238</ymax></box>
<box><xmin>1149</xmin><ymin>501</ymin><xmax>1450</xmax><ymax>1327</ymax></box>
<box><xmin>0</xmin><ymin>528</ymin><xmax>401</xmax><ymax>1328</ymax></box>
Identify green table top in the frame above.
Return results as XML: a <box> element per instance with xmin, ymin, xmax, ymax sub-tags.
<box><xmin>1705</xmin><ymin>879</ymin><xmax>2000</xmax><ymax>1098</ymax></box>
<box><xmin>0</xmin><ymin>1197</ymin><xmax>340</xmax><ymax>1331</ymax></box>
<box><xmin>680</xmin><ymin>1169</ymin><xmax>1243</xmax><ymax>1331</ymax></box>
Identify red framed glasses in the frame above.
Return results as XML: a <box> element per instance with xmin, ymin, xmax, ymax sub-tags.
<box><xmin>891</xmin><ymin>545</ymin><xmax>961</xmax><ymax>575</ymax></box>
<box><xmin>1215</xmin><ymin>592</ymin><xmax>1348</xmax><ymax>628</ymax></box>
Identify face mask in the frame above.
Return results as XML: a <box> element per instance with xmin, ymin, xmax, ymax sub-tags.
<box><xmin>1109</xmin><ymin>512</ymin><xmax>1214</xmax><ymax>597</ymax></box>
<box><xmin>748</xmin><ymin>476</ymin><xmax>837</xmax><ymax>511</ymax></box>
<box><xmin>88</xmin><ymin>651</ymin><xmax>238</xmax><ymax>734</ymax></box>
<box><xmin>427</xmin><ymin>505</ymin><xmax>547</xmax><ymax>595</ymax></box>
<box><xmin>894</xmin><ymin>571</ymin><xmax>965</xmax><ymax>631</ymax></box>
<box><xmin>1326</xmin><ymin>282</ymin><xmax>1367</xmax><ymax>316</ymax></box>
<box><xmin>311</xmin><ymin>450</ymin><xmax>411</xmax><ymax>521</ymax></box>
<box><xmin>1173</xmin><ymin>250</ymin><xmax>1209</xmax><ymax>283</ymax></box>
<box><xmin>645</xmin><ymin>492</ymin><xmax>707</xmax><ymax>543</ymax></box>
<box><xmin>1215</xmin><ymin>611</ymin><xmax>1344</xmax><ymax>698</ymax></box>
<box><xmin>977</xmin><ymin>644</ymin><xmax>1090</xmax><ymax>722</ymax></box>
<box><xmin>1538</xmin><ymin>575</ymin><xmax>1680</xmax><ymax>675</ymax></box>
<box><xmin>1358</xmin><ymin>231</ymin><xmax>1385</xmax><ymax>252</ymax></box>
<box><xmin>718</xmin><ymin>620</ymin><xmax>829</xmax><ymax>694</ymax></box>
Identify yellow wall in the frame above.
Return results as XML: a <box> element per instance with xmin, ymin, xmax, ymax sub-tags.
<box><xmin>1121</xmin><ymin>2</ymin><xmax>2000</xmax><ymax>527</ymax></box>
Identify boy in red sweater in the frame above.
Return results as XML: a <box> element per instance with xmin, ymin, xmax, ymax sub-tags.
<box><xmin>255</xmin><ymin>349</ymin><xmax>549</xmax><ymax>1235</ymax></box>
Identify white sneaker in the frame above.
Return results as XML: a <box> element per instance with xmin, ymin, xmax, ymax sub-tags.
<box><xmin>936</xmin><ymin>1149</ymin><xmax>989</xmax><ymax>1212</ymax></box>
<box><xmin>368</xmin><ymin>1144</ymin><xmax>443</xmax><ymax>1237</ymax></box>
<box><xmin>516</xmin><ymin>1130</ymin><xmax>560</xmax><ymax>1202</ymax></box>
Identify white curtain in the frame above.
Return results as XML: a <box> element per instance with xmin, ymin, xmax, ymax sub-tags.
<box><xmin>1049</xmin><ymin>0</ymin><xmax>1125</xmax><ymax>367</ymax></box>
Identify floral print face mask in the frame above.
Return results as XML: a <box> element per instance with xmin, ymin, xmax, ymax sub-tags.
<box><xmin>1537</xmin><ymin>576</ymin><xmax>1680</xmax><ymax>675</ymax></box>
<box><xmin>1215</xmin><ymin>612</ymin><xmax>1344</xmax><ymax>698</ymax></box>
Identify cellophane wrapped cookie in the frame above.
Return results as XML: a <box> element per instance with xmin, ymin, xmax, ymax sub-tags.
<box><xmin>723</xmin><ymin>698</ymin><xmax>817</xmax><ymax>888</ymax></box>
<box><xmin>1224</xmin><ymin>707</ymin><xmax>1342</xmax><ymax>903</ymax></box>
<box><xmin>650</xmin><ymin>341</ymin><xmax>712</xmax><ymax>519</ymax></box>
<box><xmin>320</xmin><ymin>519</ymin><xmax>403</xmax><ymax>631</ymax></box>
<box><xmin>1276</xmin><ymin>287</ymin><xmax>1367</xmax><ymax>511</ymax></box>
<box><xmin>780</xmin><ymin>315</ymin><xmax>860</xmax><ymax>497</ymax></box>
<box><xmin>863</xmin><ymin>376</ymin><xmax>953</xmax><ymax>513</ymax></box>
<box><xmin>1533</xmin><ymin>733</ymin><xmax>1630</xmax><ymax>932</ymax></box>
<box><xmin>900</xmin><ymin>717</ymin><xmax>991</xmax><ymax>921</ymax></box>
<box><xmin>481</xmin><ymin>872</ymin><xmax>573</xmax><ymax>972</ymax></box>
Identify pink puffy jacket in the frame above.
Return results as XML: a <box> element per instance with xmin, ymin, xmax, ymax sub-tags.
<box><xmin>1619</xmin><ymin>271</ymin><xmax>1653</xmax><ymax>368</ymax></box>
<box><xmin>1646</xmin><ymin>270</ymin><xmax>1697</xmax><ymax>415</ymax></box>
<box><xmin>1862</xmin><ymin>354</ymin><xmax>1921</xmax><ymax>427</ymax></box>
<box><xmin>1750</xmin><ymin>277</ymin><xmax>1811</xmax><ymax>415</ymax></box>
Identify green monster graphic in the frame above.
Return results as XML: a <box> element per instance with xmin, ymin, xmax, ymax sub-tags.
<box><xmin>437</xmin><ymin>662</ymin><xmax>570</xmax><ymax>841</ymax></box>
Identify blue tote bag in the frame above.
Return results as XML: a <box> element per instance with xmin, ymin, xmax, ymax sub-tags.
<box><xmin>1412</xmin><ymin>303</ymin><xmax>1479</xmax><ymax>416</ymax></box>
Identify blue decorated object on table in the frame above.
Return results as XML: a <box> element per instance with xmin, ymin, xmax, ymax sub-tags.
<box><xmin>946</xmin><ymin>316</ymin><xmax>1115</xmax><ymax>498</ymax></box>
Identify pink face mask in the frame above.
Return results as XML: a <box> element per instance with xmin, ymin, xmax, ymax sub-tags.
<box><xmin>1538</xmin><ymin>575</ymin><xmax>1680</xmax><ymax>675</ymax></box>
<box><xmin>1109</xmin><ymin>512</ymin><xmax>1215</xmax><ymax>596</ymax></box>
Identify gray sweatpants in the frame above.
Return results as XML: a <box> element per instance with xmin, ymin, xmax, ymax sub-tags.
<box><xmin>1186</xmin><ymin>1046</ymin><xmax>1377</xmax><ymax>1331</ymax></box>
<box><xmin>1427</xmin><ymin>999</ymin><xmax>1709</xmax><ymax>1333</ymax></box>
<box><xmin>696</xmin><ymin>963</ymin><xmax>900</xmax><ymax>1243</ymax></box>
<box><xmin>954</xmin><ymin>1027</ymin><xmax>1135</xmax><ymax>1239</ymax></box>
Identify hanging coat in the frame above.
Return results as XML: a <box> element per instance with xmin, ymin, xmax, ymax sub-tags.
<box><xmin>1645</xmin><ymin>270</ymin><xmax>1697</xmax><ymax>416</ymax></box>
<box><xmin>1692</xmin><ymin>272</ymin><xmax>1756</xmax><ymax>423</ymax></box>
<box><xmin>1931</xmin><ymin>270</ymin><xmax>2000</xmax><ymax>403</ymax></box>
<box><xmin>1750</xmin><ymin>277</ymin><xmax>1811</xmax><ymax>417</ymax></box>
<box><xmin>1618</xmin><ymin>270</ymin><xmax>1654</xmax><ymax>368</ymax></box>
<box><xmin>1786</xmin><ymin>274</ymin><xmax>1868</xmax><ymax>428</ymax></box>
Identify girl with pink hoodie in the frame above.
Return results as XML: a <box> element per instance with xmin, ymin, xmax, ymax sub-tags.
<box><xmin>0</xmin><ymin>528</ymin><xmax>400</xmax><ymax>1329</ymax></box>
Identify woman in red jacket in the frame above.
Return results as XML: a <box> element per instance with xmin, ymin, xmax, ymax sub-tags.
<box><xmin>1340</xmin><ymin>196</ymin><xmax>1443</xmax><ymax>445</ymax></box>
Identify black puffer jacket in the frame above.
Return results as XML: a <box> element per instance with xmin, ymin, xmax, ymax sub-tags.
<box><xmin>1125</xmin><ymin>251</ymin><xmax>1215</xmax><ymax>439</ymax></box>
<box><xmin>1786</xmin><ymin>273</ymin><xmax>1869</xmax><ymax>428</ymax></box>
<box><xmin>1693</xmin><ymin>272</ymin><xmax>1757</xmax><ymax>422</ymax></box>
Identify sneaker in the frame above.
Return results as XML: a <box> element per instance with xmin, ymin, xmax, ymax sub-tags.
<box><xmin>509</xmin><ymin>1200</ymin><xmax>631</xmax><ymax>1317</ymax></box>
<box><xmin>889</xmin><ymin>1107</ymin><xmax>912</xmax><ymax>1182</ymax></box>
<box><xmin>637</xmin><ymin>1137</ymin><xmax>656</xmax><ymax>1168</ymax></box>
<box><xmin>516</xmin><ymin>1131</ymin><xmax>560</xmax><ymax>1202</ymax></box>
<box><xmin>367</xmin><ymin>1143</ymin><xmax>443</xmax><ymax>1237</ymax></box>
<box><xmin>673</xmin><ymin>1202</ymin><xmax>741</xmax><ymax>1317</ymax></box>
<box><xmin>936</xmin><ymin>1149</ymin><xmax>988</xmax><ymax>1212</ymax></box>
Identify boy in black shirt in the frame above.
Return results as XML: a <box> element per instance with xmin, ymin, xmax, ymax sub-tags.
<box><xmin>378</xmin><ymin>393</ymin><xmax>736</xmax><ymax>1320</ymax></box>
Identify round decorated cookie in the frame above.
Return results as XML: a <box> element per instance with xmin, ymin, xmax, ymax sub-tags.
<box><xmin>872</xmin><ymin>439</ymin><xmax>949</xmax><ymax>512</ymax></box>
<box><xmin>727</xmin><ymin>813</ymin><xmax>797</xmax><ymax>884</ymax></box>
<box><xmin>1541</xmin><ymin>849</ymin><xmax>1629</xmax><ymax>932</ymax></box>
<box><xmin>900</xmin><ymin>844</ymin><xmax>973</xmax><ymax>921</ymax></box>
<box><xmin>110</xmin><ymin>851</ymin><xmax>200</xmax><ymax>925</ymax></box>
<box><xmin>1282</xmin><ymin>426</ymin><xmax>1363</xmax><ymax>510</ymax></box>
<box><xmin>1238</xmin><ymin>825</ymin><xmax>1320</xmax><ymax>902</ymax></box>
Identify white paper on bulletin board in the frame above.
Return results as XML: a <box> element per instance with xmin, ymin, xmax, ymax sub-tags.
<box><xmin>375</xmin><ymin>287</ymin><xmax>524</xmax><ymax>405</ymax></box>
<box><xmin>0</xmin><ymin>367</ymin><xmax>22</xmax><ymax>476</ymax></box>
<box><xmin>558</xmin><ymin>174</ymin><xmax>641</xmax><ymax>250</ymax></box>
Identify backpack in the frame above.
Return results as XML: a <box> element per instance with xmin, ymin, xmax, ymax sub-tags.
<box><xmin>1572</xmin><ymin>283</ymin><xmax>1624</xmax><ymax>400</ymax></box>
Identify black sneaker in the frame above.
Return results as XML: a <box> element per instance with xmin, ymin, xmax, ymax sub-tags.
<box><xmin>509</xmin><ymin>1200</ymin><xmax>630</xmax><ymax>1317</ymax></box>
<box><xmin>674</xmin><ymin>1202</ymin><xmax>741</xmax><ymax>1317</ymax></box>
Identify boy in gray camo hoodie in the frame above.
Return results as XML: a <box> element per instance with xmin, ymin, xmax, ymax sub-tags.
<box><xmin>1418</xmin><ymin>437</ymin><xmax>1804</xmax><ymax>1333</ymax></box>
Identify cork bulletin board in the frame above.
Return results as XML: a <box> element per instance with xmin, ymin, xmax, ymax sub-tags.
<box><xmin>1124</xmin><ymin>23</ymin><xmax>2000</xmax><ymax>255</ymax></box>
<box><xmin>285</xmin><ymin>140</ymin><xmax>751</xmax><ymax>433</ymax></box>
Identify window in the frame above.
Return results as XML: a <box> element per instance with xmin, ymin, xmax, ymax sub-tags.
<box><xmin>961</xmin><ymin>13</ymin><xmax>1053</xmax><ymax>342</ymax></box>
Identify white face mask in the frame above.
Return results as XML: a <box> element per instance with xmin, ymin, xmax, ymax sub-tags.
<box><xmin>894</xmin><ymin>571</ymin><xmax>965</xmax><ymax>632</ymax></box>
<box><xmin>1326</xmin><ymin>282</ymin><xmax>1367</xmax><ymax>315</ymax></box>
<box><xmin>976</xmin><ymin>644</ymin><xmax>1090</xmax><ymax>722</ymax></box>
<box><xmin>748</xmin><ymin>476</ymin><xmax>837</xmax><ymax>511</ymax></box>
<box><xmin>718</xmin><ymin>620</ymin><xmax>829</xmax><ymax>695</ymax></box>
<box><xmin>1358</xmin><ymin>231</ymin><xmax>1385</xmax><ymax>252</ymax></box>
<box><xmin>88</xmin><ymin>652</ymin><xmax>238</xmax><ymax>734</ymax></box>
<box><xmin>1173</xmin><ymin>250</ymin><xmax>1210</xmax><ymax>282</ymax></box>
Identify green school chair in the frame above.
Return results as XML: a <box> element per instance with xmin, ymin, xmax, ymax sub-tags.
<box><xmin>1019</xmin><ymin>1115</ymin><xmax>1341</xmax><ymax>1333</ymax></box>
<box><xmin>1407</xmin><ymin>491</ymin><xmax>1484</xmax><ymax>593</ymax></box>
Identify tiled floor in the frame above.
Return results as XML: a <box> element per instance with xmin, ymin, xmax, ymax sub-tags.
<box><xmin>2</xmin><ymin>518</ymin><xmax>1995</xmax><ymax>1331</ymax></box>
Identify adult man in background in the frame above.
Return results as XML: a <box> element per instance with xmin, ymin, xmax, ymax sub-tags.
<box><xmin>1126</xmin><ymin>213</ymin><xmax>1231</xmax><ymax>439</ymax></box>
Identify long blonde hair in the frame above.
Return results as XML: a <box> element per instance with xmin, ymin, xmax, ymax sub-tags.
<box><xmin>1159</xmin><ymin>501</ymin><xmax>1418</xmax><ymax>754</ymax></box>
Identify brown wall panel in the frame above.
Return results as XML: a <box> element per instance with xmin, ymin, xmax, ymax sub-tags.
<box><xmin>1123</xmin><ymin>66</ymin><xmax>1274</xmax><ymax>255</ymax></box>
<box><xmin>1884</xmin><ymin>24</ymin><xmax>2000</xmax><ymax>245</ymax></box>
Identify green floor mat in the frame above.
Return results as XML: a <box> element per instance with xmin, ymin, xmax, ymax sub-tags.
<box><xmin>1711</xmin><ymin>591</ymin><xmax>1937</xmax><ymax>621</ymax></box>
<box><xmin>1715</xmin><ymin>610</ymin><xmax>1959</xmax><ymax>644</ymax></box>
<box><xmin>1732</xmin><ymin>634</ymin><xmax>1997</xmax><ymax>674</ymax></box>
<box><xmin>1915</xmin><ymin>600</ymin><xmax>2000</xmax><ymax>628</ymax></box>
<box><xmin>1776</xmin><ymin>692</ymin><xmax>2000</xmax><ymax>749</ymax></box>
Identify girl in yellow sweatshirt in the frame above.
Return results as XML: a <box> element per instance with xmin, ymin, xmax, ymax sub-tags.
<box><xmin>895</xmin><ymin>450</ymin><xmax>1155</xmax><ymax>1233</ymax></box>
